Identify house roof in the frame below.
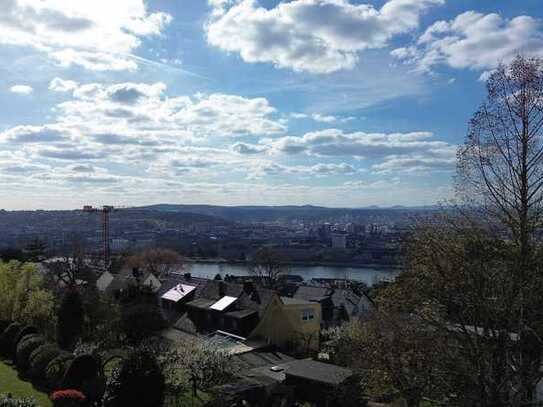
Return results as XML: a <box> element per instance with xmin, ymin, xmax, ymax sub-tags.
<box><xmin>211</xmin><ymin>296</ymin><xmax>238</xmax><ymax>311</ymax></box>
<box><xmin>186</xmin><ymin>298</ymin><xmax>216</xmax><ymax>310</ymax></box>
<box><xmin>280</xmin><ymin>297</ymin><xmax>313</xmax><ymax>306</ymax></box>
<box><xmin>284</xmin><ymin>359</ymin><xmax>352</xmax><ymax>385</ymax></box>
<box><xmin>162</xmin><ymin>284</ymin><xmax>196</xmax><ymax>302</ymax></box>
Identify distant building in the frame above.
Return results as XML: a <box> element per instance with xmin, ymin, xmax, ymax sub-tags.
<box><xmin>331</xmin><ymin>233</ymin><xmax>347</xmax><ymax>249</ymax></box>
<box><xmin>96</xmin><ymin>268</ymin><xmax>161</xmax><ymax>295</ymax></box>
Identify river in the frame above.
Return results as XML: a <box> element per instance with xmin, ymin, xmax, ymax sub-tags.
<box><xmin>185</xmin><ymin>262</ymin><xmax>401</xmax><ymax>286</ymax></box>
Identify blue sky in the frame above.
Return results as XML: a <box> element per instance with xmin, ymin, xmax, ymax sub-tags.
<box><xmin>1</xmin><ymin>0</ymin><xmax>542</xmax><ymax>210</ymax></box>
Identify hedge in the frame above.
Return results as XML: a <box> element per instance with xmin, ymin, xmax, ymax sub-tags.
<box><xmin>45</xmin><ymin>352</ymin><xmax>74</xmax><ymax>389</ymax></box>
<box><xmin>0</xmin><ymin>322</ymin><xmax>22</xmax><ymax>357</ymax></box>
<box><xmin>15</xmin><ymin>335</ymin><xmax>45</xmax><ymax>372</ymax></box>
<box><xmin>12</xmin><ymin>326</ymin><xmax>38</xmax><ymax>358</ymax></box>
<box><xmin>27</xmin><ymin>343</ymin><xmax>61</xmax><ymax>380</ymax></box>
<box><xmin>0</xmin><ymin>320</ymin><xmax>11</xmax><ymax>334</ymax></box>
<box><xmin>61</xmin><ymin>354</ymin><xmax>99</xmax><ymax>390</ymax></box>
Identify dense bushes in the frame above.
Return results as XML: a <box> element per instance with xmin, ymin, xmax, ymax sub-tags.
<box><xmin>12</xmin><ymin>326</ymin><xmax>38</xmax><ymax>357</ymax></box>
<box><xmin>15</xmin><ymin>334</ymin><xmax>45</xmax><ymax>372</ymax></box>
<box><xmin>103</xmin><ymin>350</ymin><xmax>164</xmax><ymax>407</ymax></box>
<box><xmin>0</xmin><ymin>322</ymin><xmax>22</xmax><ymax>356</ymax></box>
<box><xmin>61</xmin><ymin>355</ymin><xmax>99</xmax><ymax>391</ymax></box>
<box><xmin>56</xmin><ymin>289</ymin><xmax>84</xmax><ymax>350</ymax></box>
<box><xmin>0</xmin><ymin>396</ymin><xmax>40</xmax><ymax>407</ymax></box>
<box><xmin>27</xmin><ymin>343</ymin><xmax>61</xmax><ymax>380</ymax></box>
<box><xmin>46</xmin><ymin>353</ymin><xmax>75</xmax><ymax>388</ymax></box>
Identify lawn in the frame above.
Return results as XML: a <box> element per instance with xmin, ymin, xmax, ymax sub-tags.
<box><xmin>0</xmin><ymin>361</ymin><xmax>52</xmax><ymax>407</ymax></box>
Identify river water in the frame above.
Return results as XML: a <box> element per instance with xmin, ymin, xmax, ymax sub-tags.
<box><xmin>186</xmin><ymin>262</ymin><xmax>400</xmax><ymax>286</ymax></box>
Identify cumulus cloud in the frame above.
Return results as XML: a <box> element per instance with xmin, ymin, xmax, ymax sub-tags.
<box><xmin>0</xmin><ymin>0</ymin><xmax>172</xmax><ymax>71</ymax></box>
<box><xmin>266</xmin><ymin>129</ymin><xmax>453</xmax><ymax>158</ymax></box>
<box><xmin>206</xmin><ymin>0</ymin><xmax>443</xmax><ymax>73</ymax></box>
<box><xmin>232</xmin><ymin>142</ymin><xmax>268</xmax><ymax>154</ymax></box>
<box><xmin>9</xmin><ymin>85</ymin><xmax>33</xmax><ymax>95</ymax></box>
<box><xmin>392</xmin><ymin>11</ymin><xmax>543</xmax><ymax>73</ymax></box>
<box><xmin>49</xmin><ymin>77</ymin><xmax>79</xmax><ymax>92</ymax></box>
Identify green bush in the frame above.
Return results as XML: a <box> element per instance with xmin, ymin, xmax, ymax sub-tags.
<box><xmin>27</xmin><ymin>343</ymin><xmax>61</xmax><ymax>379</ymax></box>
<box><xmin>0</xmin><ymin>322</ymin><xmax>22</xmax><ymax>357</ymax></box>
<box><xmin>45</xmin><ymin>352</ymin><xmax>74</xmax><ymax>388</ymax></box>
<box><xmin>60</xmin><ymin>354</ymin><xmax>99</xmax><ymax>391</ymax></box>
<box><xmin>15</xmin><ymin>334</ymin><xmax>45</xmax><ymax>372</ymax></box>
<box><xmin>0</xmin><ymin>395</ymin><xmax>40</xmax><ymax>407</ymax></box>
<box><xmin>0</xmin><ymin>320</ymin><xmax>11</xmax><ymax>334</ymax></box>
<box><xmin>103</xmin><ymin>350</ymin><xmax>164</xmax><ymax>407</ymax></box>
<box><xmin>12</xmin><ymin>326</ymin><xmax>38</xmax><ymax>358</ymax></box>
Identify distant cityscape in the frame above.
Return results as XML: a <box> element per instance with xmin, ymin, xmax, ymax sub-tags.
<box><xmin>0</xmin><ymin>205</ymin><xmax>434</xmax><ymax>268</ymax></box>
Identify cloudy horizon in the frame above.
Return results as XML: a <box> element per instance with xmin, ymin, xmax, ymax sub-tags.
<box><xmin>1</xmin><ymin>0</ymin><xmax>542</xmax><ymax>210</ymax></box>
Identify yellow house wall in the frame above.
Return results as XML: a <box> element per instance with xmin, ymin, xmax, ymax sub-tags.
<box><xmin>250</xmin><ymin>296</ymin><xmax>321</xmax><ymax>351</ymax></box>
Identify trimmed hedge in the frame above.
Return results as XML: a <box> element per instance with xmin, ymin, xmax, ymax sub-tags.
<box><xmin>46</xmin><ymin>352</ymin><xmax>74</xmax><ymax>389</ymax></box>
<box><xmin>12</xmin><ymin>326</ymin><xmax>38</xmax><ymax>358</ymax></box>
<box><xmin>0</xmin><ymin>320</ymin><xmax>11</xmax><ymax>334</ymax></box>
<box><xmin>0</xmin><ymin>322</ymin><xmax>22</xmax><ymax>357</ymax></box>
<box><xmin>61</xmin><ymin>354</ymin><xmax>99</xmax><ymax>390</ymax></box>
<box><xmin>15</xmin><ymin>334</ymin><xmax>45</xmax><ymax>372</ymax></box>
<box><xmin>0</xmin><ymin>396</ymin><xmax>40</xmax><ymax>407</ymax></box>
<box><xmin>27</xmin><ymin>343</ymin><xmax>61</xmax><ymax>380</ymax></box>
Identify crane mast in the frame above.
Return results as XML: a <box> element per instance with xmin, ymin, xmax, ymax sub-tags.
<box><xmin>83</xmin><ymin>205</ymin><xmax>114</xmax><ymax>270</ymax></box>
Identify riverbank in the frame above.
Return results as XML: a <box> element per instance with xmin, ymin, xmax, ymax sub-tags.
<box><xmin>184</xmin><ymin>257</ymin><xmax>402</xmax><ymax>271</ymax></box>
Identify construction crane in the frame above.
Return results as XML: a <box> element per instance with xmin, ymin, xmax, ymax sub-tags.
<box><xmin>83</xmin><ymin>205</ymin><xmax>114</xmax><ymax>270</ymax></box>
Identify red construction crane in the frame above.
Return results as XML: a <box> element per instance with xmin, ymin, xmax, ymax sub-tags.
<box><xmin>83</xmin><ymin>205</ymin><xmax>114</xmax><ymax>269</ymax></box>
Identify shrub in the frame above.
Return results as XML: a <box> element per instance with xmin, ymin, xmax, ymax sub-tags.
<box><xmin>103</xmin><ymin>350</ymin><xmax>164</xmax><ymax>407</ymax></box>
<box><xmin>12</xmin><ymin>326</ymin><xmax>38</xmax><ymax>358</ymax></box>
<box><xmin>0</xmin><ymin>395</ymin><xmax>40</xmax><ymax>407</ymax></box>
<box><xmin>60</xmin><ymin>354</ymin><xmax>99</xmax><ymax>391</ymax></box>
<box><xmin>0</xmin><ymin>322</ymin><xmax>22</xmax><ymax>357</ymax></box>
<box><xmin>0</xmin><ymin>320</ymin><xmax>11</xmax><ymax>334</ymax></box>
<box><xmin>46</xmin><ymin>352</ymin><xmax>74</xmax><ymax>389</ymax></box>
<box><xmin>27</xmin><ymin>343</ymin><xmax>61</xmax><ymax>379</ymax></box>
<box><xmin>15</xmin><ymin>334</ymin><xmax>45</xmax><ymax>372</ymax></box>
<box><xmin>50</xmin><ymin>390</ymin><xmax>86</xmax><ymax>407</ymax></box>
<box><xmin>56</xmin><ymin>289</ymin><xmax>84</xmax><ymax>350</ymax></box>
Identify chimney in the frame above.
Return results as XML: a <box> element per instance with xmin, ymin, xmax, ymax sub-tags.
<box><xmin>219</xmin><ymin>281</ymin><xmax>226</xmax><ymax>297</ymax></box>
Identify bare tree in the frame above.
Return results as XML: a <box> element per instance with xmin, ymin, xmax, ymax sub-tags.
<box><xmin>125</xmin><ymin>248</ymin><xmax>184</xmax><ymax>279</ymax></box>
<box><xmin>249</xmin><ymin>247</ymin><xmax>288</xmax><ymax>289</ymax></box>
<box><xmin>456</xmin><ymin>55</ymin><xmax>543</xmax><ymax>401</ymax></box>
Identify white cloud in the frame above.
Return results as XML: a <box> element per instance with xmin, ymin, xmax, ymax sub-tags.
<box><xmin>0</xmin><ymin>0</ymin><xmax>172</xmax><ymax>71</ymax></box>
<box><xmin>266</xmin><ymin>129</ymin><xmax>454</xmax><ymax>158</ymax></box>
<box><xmin>206</xmin><ymin>0</ymin><xmax>443</xmax><ymax>74</ymax></box>
<box><xmin>49</xmin><ymin>77</ymin><xmax>79</xmax><ymax>92</ymax></box>
<box><xmin>392</xmin><ymin>11</ymin><xmax>543</xmax><ymax>72</ymax></box>
<box><xmin>9</xmin><ymin>84</ymin><xmax>33</xmax><ymax>95</ymax></box>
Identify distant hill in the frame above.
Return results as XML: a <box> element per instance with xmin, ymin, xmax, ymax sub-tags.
<box><xmin>134</xmin><ymin>204</ymin><xmax>439</xmax><ymax>223</ymax></box>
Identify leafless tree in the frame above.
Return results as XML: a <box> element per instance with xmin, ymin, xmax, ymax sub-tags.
<box><xmin>249</xmin><ymin>247</ymin><xmax>288</xmax><ymax>289</ymax></box>
<box><xmin>125</xmin><ymin>248</ymin><xmax>184</xmax><ymax>279</ymax></box>
<box><xmin>456</xmin><ymin>55</ymin><xmax>543</xmax><ymax>401</ymax></box>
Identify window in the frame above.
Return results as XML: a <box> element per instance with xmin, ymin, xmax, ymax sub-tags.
<box><xmin>302</xmin><ymin>309</ymin><xmax>315</xmax><ymax>321</ymax></box>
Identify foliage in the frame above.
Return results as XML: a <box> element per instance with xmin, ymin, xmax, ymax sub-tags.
<box><xmin>102</xmin><ymin>349</ymin><xmax>164</xmax><ymax>407</ymax></box>
<box><xmin>159</xmin><ymin>339</ymin><xmax>238</xmax><ymax>399</ymax></box>
<box><xmin>118</xmin><ymin>284</ymin><xmax>165</xmax><ymax>343</ymax></box>
<box><xmin>27</xmin><ymin>344</ymin><xmax>61</xmax><ymax>380</ymax></box>
<box><xmin>45</xmin><ymin>353</ymin><xmax>74</xmax><ymax>389</ymax></box>
<box><xmin>0</xmin><ymin>396</ymin><xmax>40</xmax><ymax>407</ymax></box>
<box><xmin>60</xmin><ymin>355</ymin><xmax>99</xmax><ymax>391</ymax></box>
<box><xmin>0</xmin><ymin>322</ymin><xmax>22</xmax><ymax>357</ymax></box>
<box><xmin>12</xmin><ymin>327</ymin><xmax>38</xmax><ymax>358</ymax></box>
<box><xmin>16</xmin><ymin>335</ymin><xmax>45</xmax><ymax>372</ymax></box>
<box><xmin>0</xmin><ymin>262</ymin><xmax>56</xmax><ymax>334</ymax></box>
<box><xmin>56</xmin><ymin>289</ymin><xmax>84</xmax><ymax>350</ymax></box>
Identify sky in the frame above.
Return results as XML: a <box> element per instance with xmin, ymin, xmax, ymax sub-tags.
<box><xmin>1</xmin><ymin>0</ymin><xmax>543</xmax><ymax>210</ymax></box>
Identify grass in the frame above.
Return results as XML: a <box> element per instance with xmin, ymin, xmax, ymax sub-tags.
<box><xmin>0</xmin><ymin>361</ymin><xmax>52</xmax><ymax>407</ymax></box>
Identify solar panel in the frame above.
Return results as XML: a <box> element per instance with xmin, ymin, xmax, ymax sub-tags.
<box><xmin>161</xmin><ymin>284</ymin><xmax>196</xmax><ymax>302</ymax></box>
<box><xmin>210</xmin><ymin>295</ymin><xmax>237</xmax><ymax>311</ymax></box>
